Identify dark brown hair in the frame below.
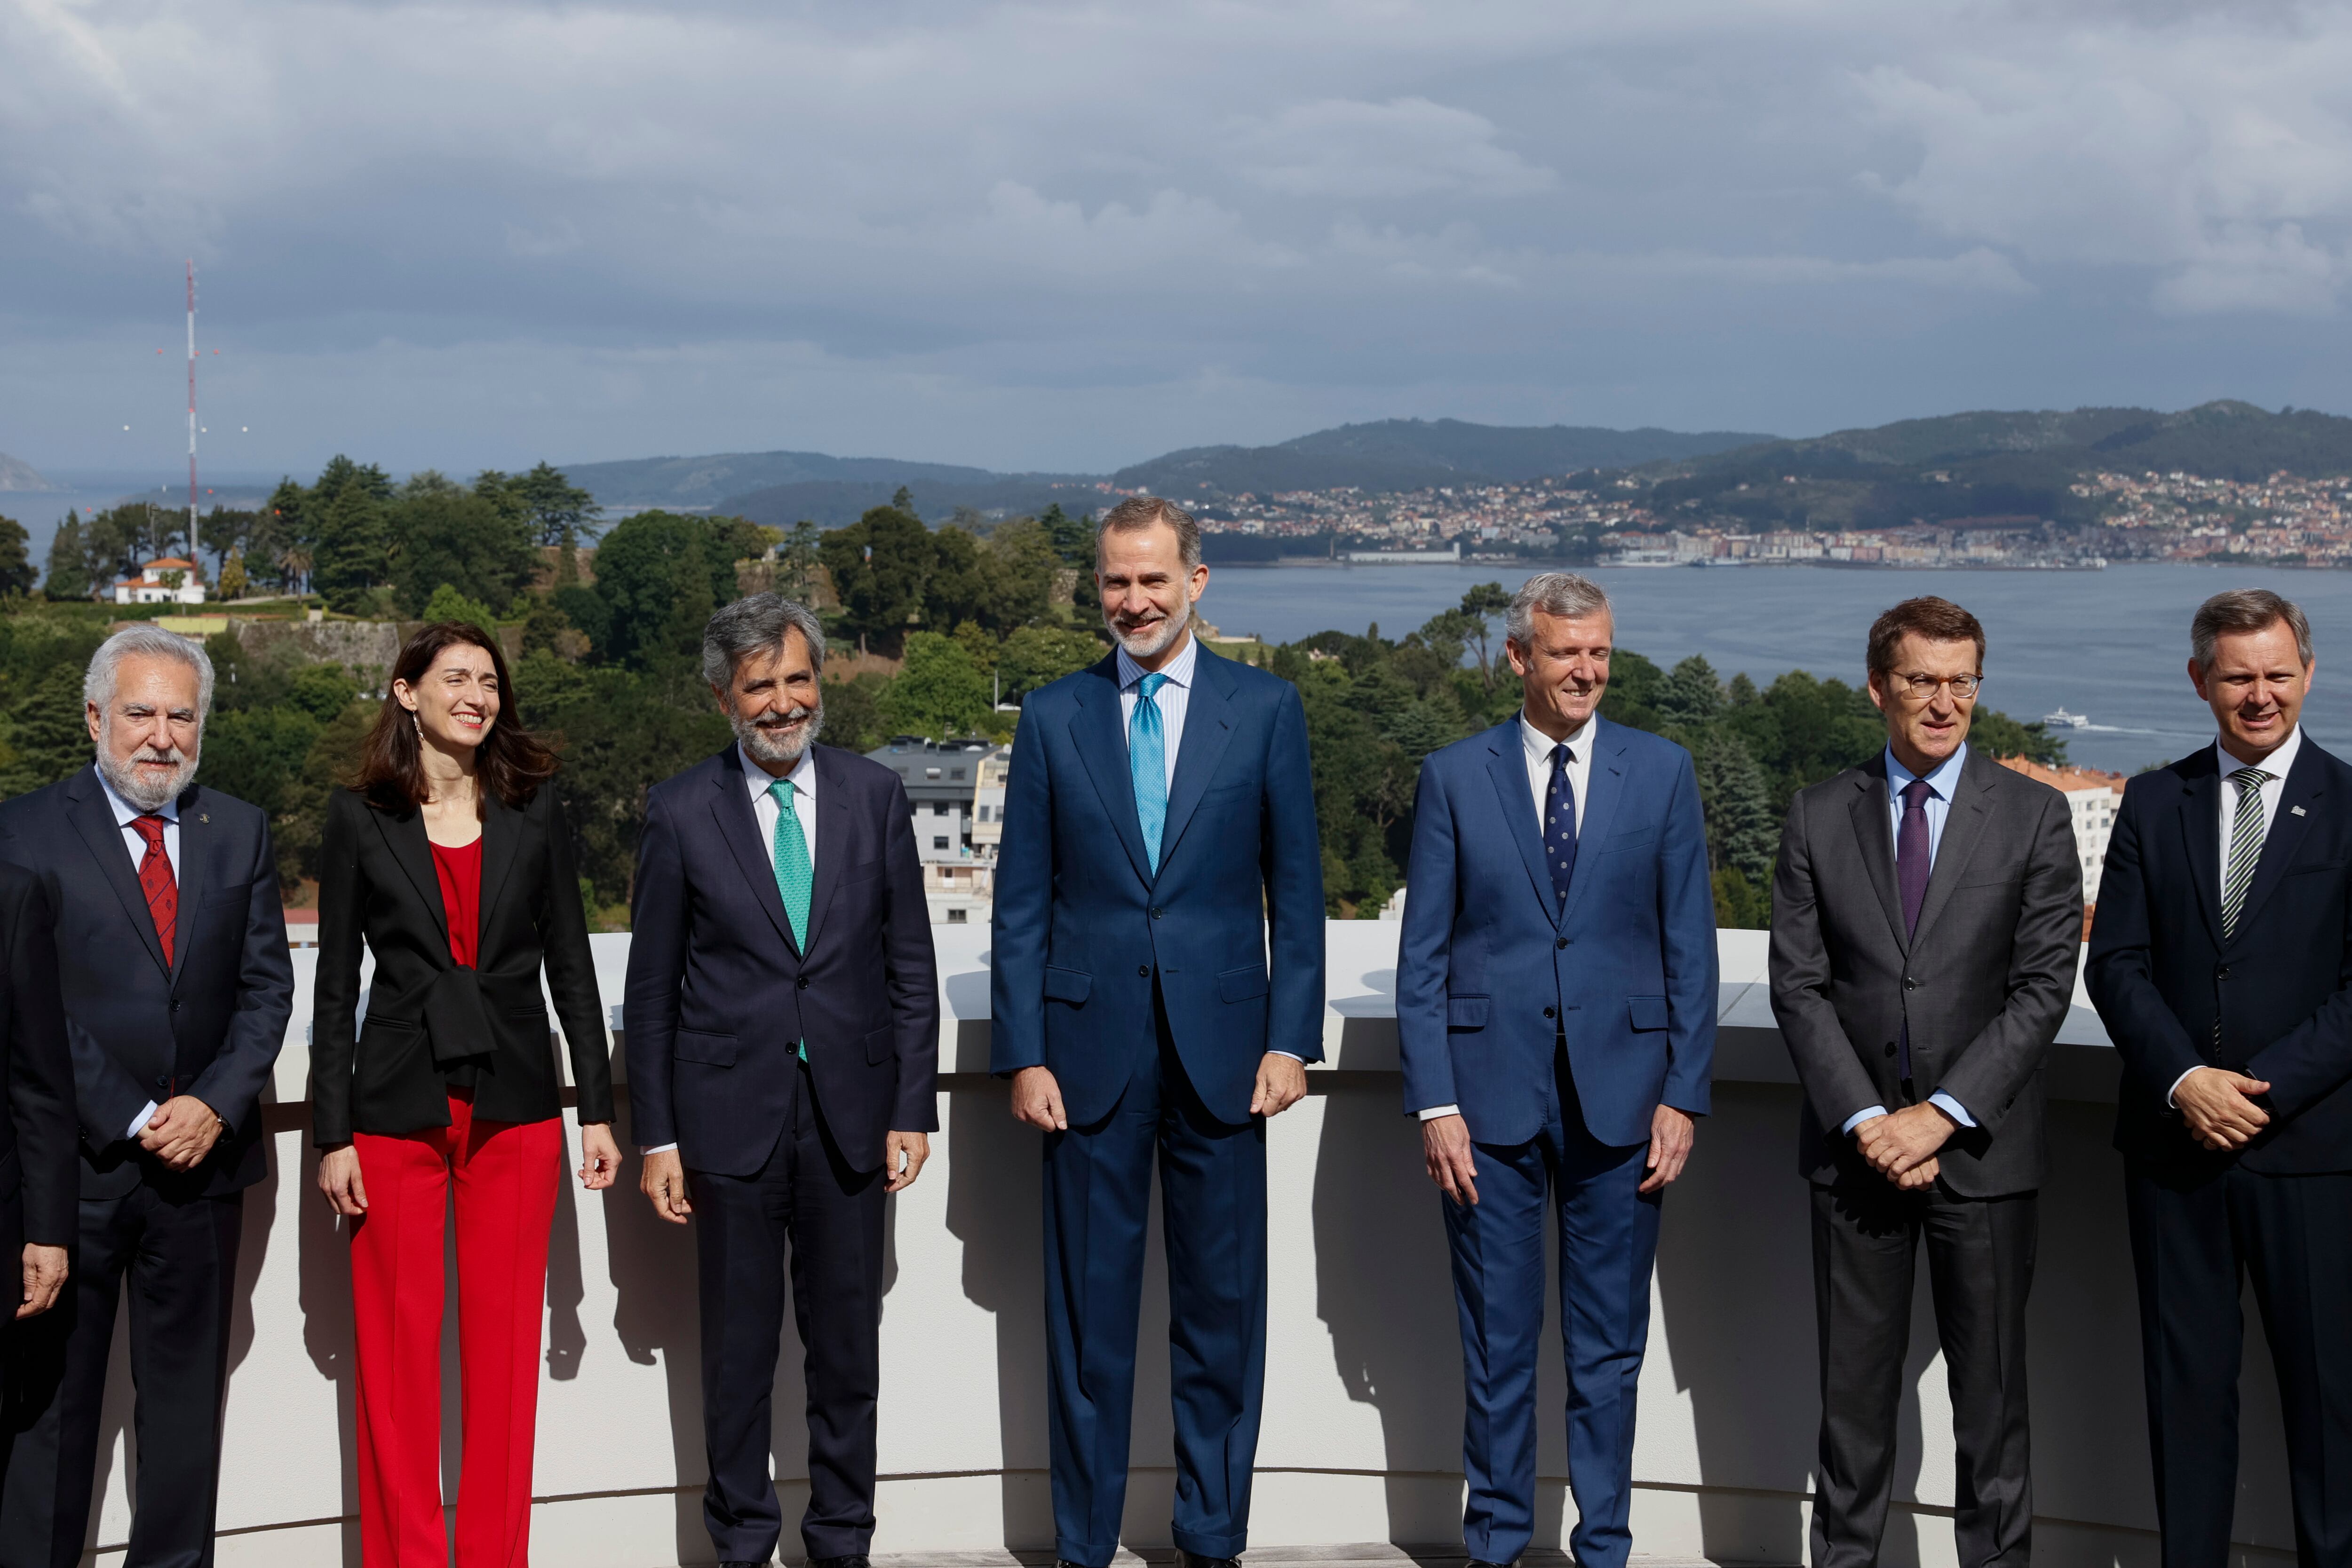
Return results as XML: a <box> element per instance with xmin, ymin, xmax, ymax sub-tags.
<box><xmin>2192</xmin><ymin>587</ymin><xmax>2312</xmax><ymax>672</ymax></box>
<box><xmin>1097</xmin><ymin>495</ymin><xmax>1202</xmax><ymax>570</ymax></box>
<box><xmin>350</xmin><ymin>622</ymin><xmax>558</xmax><ymax>812</ymax></box>
<box><xmin>1867</xmin><ymin>596</ymin><xmax>1985</xmax><ymax>678</ymax></box>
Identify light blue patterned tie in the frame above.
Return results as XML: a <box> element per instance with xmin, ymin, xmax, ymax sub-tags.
<box><xmin>769</xmin><ymin>777</ymin><xmax>812</xmax><ymax>1062</ymax></box>
<box><xmin>1130</xmin><ymin>672</ymin><xmax>1169</xmax><ymax>874</ymax></box>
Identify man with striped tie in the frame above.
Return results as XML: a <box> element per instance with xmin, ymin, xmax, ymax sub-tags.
<box><xmin>627</xmin><ymin>594</ymin><xmax>938</xmax><ymax>1568</ymax></box>
<box><xmin>2089</xmin><ymin>588</ymin><xmax>2352</xmax><ymax>1568</ymax></box>
<box><xmin>1396</xmin><ymin>572</ymin><xmax>1716</xmax><ymax>1568</ymax></box>
<box><xmin>992</xmin><ymin>495</ymin><xmax>1324</xmax><ymax>1568</ymax></box>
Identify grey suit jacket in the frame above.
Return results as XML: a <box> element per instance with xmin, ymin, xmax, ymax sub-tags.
<box><xmin>1769</xmin><ymin>748</ymin><xmax>2083</xmax><ymax>1197</ymax></box>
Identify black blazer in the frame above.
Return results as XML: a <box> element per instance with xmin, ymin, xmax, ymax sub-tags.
<box><xmin>2087</xmin><ymin>737</ymin><xmax>2352</xmax><ymax>1172</ymax></box>
<box><xmin>624</xmin><ymin>744</ymin><xmax>938</xmax><ymax>1177</ymax></box>
<box><xmin>1771</xmin><ymin>749</ymin><xmax>2084</xmax><ymax>1197</ymax></box>
<box><xmin>312</xmin><ymin>784</ymin><xmax>612</xmax><ymax>1146</ymax></box>
<box><xmin>0</xmin><ymin>768</ymin><xmax>294</xmax><ymax>1199</ymax></box>
<box><xmin>0</xmin><ymin>865</ymin><xmax>76</xmax><ymax>1261</ymax></box>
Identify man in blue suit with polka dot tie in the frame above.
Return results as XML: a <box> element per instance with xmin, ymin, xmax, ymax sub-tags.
<box><xmin>991</xmin><ymin>496</ymin><xmax>1325</xmax><ymax>1568</ymax></box>
<box><xmin>1396</xmin><ymin>571</ymin><xmax>1717</xmax><ymax>1568</ymax></box>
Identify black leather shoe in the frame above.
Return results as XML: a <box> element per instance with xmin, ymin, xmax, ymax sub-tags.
<box><xmin>810</xmin><ymin>1558</ymin><xmax>871</xmax><ymax>1568</ymax></box>
<box><xmin>1468</xmin><ymin>1560</ymin><xmax>1515</xmax><ymax>1568</ymax></box>
<box><xmin>1175</xmin><ymin>1552</ymin><xmax>1241</xmax><ymax>1568</ymax></box>
<box><xmin>719</xmin><ymin>1561</ymin><xmax>770</xmax><ymax>1568</ymax></box>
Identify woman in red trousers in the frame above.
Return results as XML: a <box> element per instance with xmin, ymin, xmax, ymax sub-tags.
<box><xmin>312</xmin><ymin>621</ymin><xmax>620</xmax><ymax>1568</ymax></box>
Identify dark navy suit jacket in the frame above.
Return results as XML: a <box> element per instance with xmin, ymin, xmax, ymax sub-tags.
<box><xmin>0</xmin><ymin>865</ymin><xmax>75</xmax><ymax>1261</ymax></box>
<box><xmin>1397</xmin><ymin>716</ymin><xmax>1717</xmax><ymax>1148</ymax></box>
<box><xmin>625</xmin><ymin>743</ymin><xmax>939</xmax><ymax>1177</ymax></box>
<box><xmin>989</xmin><ymin>644</ymin><xmax>1326</xmax><ymax>1126</ymax></box>
<box><xmin>0</xmin><ymin>768</ymin><xmax>293</xmax><ymax>1199</ymax></box>
<box><xmin>2088</xmin><ymin>737</ymin><xmax>2352</xmax><ymax>1172</ymax></box>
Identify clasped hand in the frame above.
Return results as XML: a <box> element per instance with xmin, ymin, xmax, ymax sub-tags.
<box><xmin>139</xmin><ymin>1094</ymin><xmax>222</xmax><ymax>1172</ymax></box>
<box><xmin>1854</xmin><ymin>1102</ymin><xmax>1957</xmax><ymax>1189</ymax></box>
<box><xmin>2174</xmin><ymin>1066</ymin><xmax>2273</xmax><ymax>1152</ymax></box>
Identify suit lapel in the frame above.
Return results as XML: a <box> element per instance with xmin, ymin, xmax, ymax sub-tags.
<box><xmin>1156</xmin><ymin>647</ymin><xmax>1239</xmax><ymax>871</ymax></box>
<box><xmin>1481</xmin><ymin>726</ymin><xmax>1559</xmax><ymax>926</ymax></box>
<box><xmin>2233</xmin><ymin>742</ymin><xmax>2326</xmax><ymax>939</ymax></box>
<box><xmin>2176</xmin><ymin>759</ymin><xmax>2225</xmax><ymax>948</ymax></box>
<box><xmin>373</xmin><ymin>803</ymin><xmax>449</xmax><ymax>945</ymax></box>
<box><xmin>1846</xmin><ymin>760</ymin><xmax>1909</xmax><ymax>955</ymax></box>
<box><xmin>168</xmin><ymin>786</ymin><xmax>210</xmax><ymax>989</ymax></box>
<box><xmin>1559</xmin><ymin>720</ymin><xmax>1628</xmax><ymax>930</ymax></box>
<box><xmin>1070</xmin><ymin>657</ymin><xmax>1156</xmax><ymax>886</ymax></box>
<box><xmin>65</xmin><ymin>770</ymin><xmax>169</xmax><ymax>980</ymax></box>
<box><xmin>477</xmin><ymin>793</ymin><xmax>521</xmax><ymax>935</ymax></box>
<box><xmin>711</xmin><ymin>748</ymin><xmax>800</xmax><ymax>956</ymax></box>
<box><xmin>799</xmin><ymin>746</ymin><xmax>849</xmax><ymax>956</ymax></box>
<box><xmin>1907</xmin><ymin>751</ymin><xmax>1994</xmax><ymax>950</ymax></box>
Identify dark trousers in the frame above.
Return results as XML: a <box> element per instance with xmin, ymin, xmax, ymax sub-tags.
<box><xmin>1445</xmin><ymin>1046</ymin><xmax>1660</xmax><ymax>1568</ymax></box>
<box><xmin>0</xmin><ymin>1184</ymin><xmax>242</xmax><ymax>1568</ymax></box>
<box><xmin>690</xmin><ymin>1063</ymin><xmax>887</xmax><ymax>1565</ymax></box>
<box><xmin>1808</xmin><ymin>1174</ymin><xmax>2037</xmax><ymax>1568</ymax></box>
<box><xmin>1041</xmin><ymin>1005</ymin><xmax>1268</xmax><ymax>1568</ymax></box>
<box><xmin>2125</xmin><ymin>1159</ymin><xmax>2352</xmax><ymax>1568</ymax></box>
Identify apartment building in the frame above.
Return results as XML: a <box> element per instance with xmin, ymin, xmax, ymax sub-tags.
<box><xmin>864</xmin><ymin>735</ymin><xmax>1002</xmax><ymax>925</ymax></box>
<box><xmin>1995</xmin><ymin>755</ymin><xmax>2126</xmax><ymax>905</ymax></box>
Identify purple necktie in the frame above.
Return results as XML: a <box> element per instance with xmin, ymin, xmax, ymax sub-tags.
<box><xmin>1895</xmin><ymin>776</ymin><xmax>1934</xmax><ymax>1081</ymax></box>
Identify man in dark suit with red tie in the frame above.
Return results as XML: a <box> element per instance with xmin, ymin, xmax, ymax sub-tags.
<box><xmin>0</xmin><ymin>624</ymin><xmax>293</xmax><ymax>1568</ymax></box>
<box><xmin>2089</xmin><ymin>588</ymin><xmax>2352</xmax><ymax>1568</ymax></box>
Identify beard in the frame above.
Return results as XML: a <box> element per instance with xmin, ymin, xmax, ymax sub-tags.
<box><xmin>1104</xmin><ymin>590</ymin><xmax>1195</xmax><ymax>660</ymax></box>
<box><xmin>97</xmin><ymin>735</ymin><xmax>199</xmax><ymax>814</ymax></box>
<box><xmin>732</xmin><ymin>697</ymin><xmax>825</xmax><ymax>768</ymax></box>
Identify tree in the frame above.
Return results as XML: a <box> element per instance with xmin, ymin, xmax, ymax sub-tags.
<box><xmin>997</xmin><ymin>624</ymin><xmax>1105</xmax><ymax>699</ymax></box>
<box><xmin>0</xmin><ymin>664</ymin><xmax>94</xmax><ymax>797</ymax></box>
<box><xmin>216</xmin><ymin>547</ymin><xmax>250</xmax><ymax>602</ymax></box>
<box><xmin>1656</xmin><ymin>655</ymin><xmax>1724</xmax><ymax>727</ymax></box>
<box><xmin>778</xmin><ymin>521</ymin><xmax>824</xmax><ymax>602</ymax></box>
<box><xmin>0</xmin><ymin>515</ymin><xmax>32</xmax><ymax>600</ymax></box>
<box><xmin>820</xmin><ymin>504</ymin><xmax>934</xmax><ymax>655</ymax></box>
<box><xmin>44</xmin><ymin>515</ymin><xmax>89</xmax><ymax>600</ymax></box>
<box><xmin>391</xmin><ymin>486</ymin><xmax>535</xmax><ymax>617</ymax></box>
<box><xmin>1458</xmin><ymin>581</ymin><xmax>1512</xmax><ymax>687</ymax></box>
<box><xmin>422</xmin><ymin>584</ymin><xmax>501</xmax><ymax>641</ymax></box>
<box><xmin>312</xmin><ymin>483</ymin><xmax>390</xmax><ymax>613</ymax></box>
<box><xmin>586</xmin><ymin>511</ymin><xmax>766</xmax><ymax>671</ymax></box>
<box><xmin>877</xmin><ymin>632</ymin><xmax>990</xmax><ymax>739</ymax></box>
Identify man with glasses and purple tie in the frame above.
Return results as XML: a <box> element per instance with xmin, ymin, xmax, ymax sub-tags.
<box><xmin>991</xmin><ymin>495</ymin><xmax>1324</xmax><ymax>1568</ymax></box>
<box><xmin>1395</xmin><ymin>571</ymin><xmax>1716</xmax><ymax>1568</ymax></box>
<box><xmin>1770</xmin><ymin>596</ymin><xmax>2082</xmax><ymax>1568</ymax></box>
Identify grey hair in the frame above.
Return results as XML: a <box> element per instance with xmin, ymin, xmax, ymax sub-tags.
<box><xmin>2192</xmin><ymin>588</ymin><xmax>2312</xmax><ymax>673</ymax></box>
<box><xmin>1505</xmin><ymin>572</ymin><xmax>1612</xmax><ymax>647</ymax></box>
<box><xmin>84</xmin><ymin>624</ymin><xmax>215</xmax><ymax>720</ymax></box>
<box><xmin>1097</xmin><ymin>495</ymin><xmax>1203</xmax><ymax>571</ymax></box>
<box><xmin>702</xmin><ymin>593</ymin><xmax>827</xmax><ymax>691</ymax></box>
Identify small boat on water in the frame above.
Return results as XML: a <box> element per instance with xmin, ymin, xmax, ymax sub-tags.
<box><xmin>2042</xmin><ymin>707</ymin><xmax>2090</xmax><ymax>729</ymax></box>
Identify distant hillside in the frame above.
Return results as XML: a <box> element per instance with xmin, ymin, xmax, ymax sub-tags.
<box><xmin>719</xmin><ymin>475</ymin><xmax>1116</xmax><ymax>531</ymax></box>
<box><xmin>0</xmin><ymin>453</ymin><xmax>56</xmax><ymax>491</ymax></box>
<box><xmin>1635</xmin><ymin>401</ymin><xmax>2352</xmax><ymax>532</ymax></box>
<box><xmin>561</xmin><ymin>449</ymin><xmax>1093</xmax><ymax>513</ymax></box>
<box><xmin>1113</xmin><ymin>419</ymin><xmax>1776</xmax><ymax>498</ymax></box>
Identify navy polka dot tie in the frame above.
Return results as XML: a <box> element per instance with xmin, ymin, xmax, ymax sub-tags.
<box><xmin>1546</xmin><ymin>742</ymin><xmax>1578</xmax><ymax>907</ymax></box>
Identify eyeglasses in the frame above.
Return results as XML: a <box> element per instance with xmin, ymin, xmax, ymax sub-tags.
<box><xmin>1891</xmin><ymin>672</ymin><xmax>1983</xmax><ymax>701</ymax></box>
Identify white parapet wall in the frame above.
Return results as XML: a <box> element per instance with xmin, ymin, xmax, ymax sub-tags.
<box><xmin>79</xmin><ymin>927</ymin><xmax>2293</xmax><ymax>1568</ymax></box>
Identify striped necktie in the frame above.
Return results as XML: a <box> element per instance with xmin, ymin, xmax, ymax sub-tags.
<box><xmin>2221</xmin><ymin>767</ymin><xmax>2273</xmax><ymax>941</ymax></box>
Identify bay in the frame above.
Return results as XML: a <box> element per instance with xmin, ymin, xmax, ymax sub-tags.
<box><xmin>1194</xmin><ymin>561</ymin><xmax>2352</xmax><ymax>775</ymax></box>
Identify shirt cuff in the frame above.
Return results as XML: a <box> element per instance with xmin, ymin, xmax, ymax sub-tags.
<box><xmin>1842</xmin><ymin>1105</ymin><xmax>1890</xmax><ymax>1136</ymax></box>
<box><xmin>1268</xmin><ymin>1050</ymin><xmax>1305</xmax><ymax>1062</ymax></box>
<box><xmin>2166</xmin><ymin>1066</ymin><xmax>2206</xmax><ymax>1109</ymax></box>
<box><xmin>128</xmin><ymin>1101</ymin><xmax>158</xmax><ymax>1140</ymax></box>
<box><xmin>1928</xmin><ymin>1091</ymin><xmax>1976</xmax><ymax>1128</ymax></box>
<box><xmin>1418</xmin><ymin>1104</ymin><xmax>1463</xmax><ymax>1121</ymax></box>
<box><xmin>639</xmin><ymin>1143</ymin><xmax>678</xmax><ymax>1156</ymax></box>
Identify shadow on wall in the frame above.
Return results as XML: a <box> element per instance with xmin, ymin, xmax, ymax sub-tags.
<box><xmin>1310</xmin><ymin>1077</ymin><xmax>1466</xmax><ymax>1544</ymax></box>
<box><xmin>944</xmin><ymin>1080</ymin><xmax>1052</xmax><ymax>1549</ymax></box>
<box><xmin>291</xmin><ymin>1128</ymin><xmax>365</xmax><ymax>1568</ymax></box>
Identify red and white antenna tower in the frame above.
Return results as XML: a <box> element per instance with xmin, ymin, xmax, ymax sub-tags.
<box><xmin>185</xmin><ymin>260</ymin><xmax>199</xmax><ymax>576</ymax></box>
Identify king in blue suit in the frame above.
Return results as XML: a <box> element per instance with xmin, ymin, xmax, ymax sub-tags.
<box><xmin>991</xmin><ymin>497</ymin><xmax>1325</xmax><ymax>1568</ymax></box>
<box><xmin>1397</xmin><ymin>573</ymin><xmax>1717</xmax><ymax>1568</ymax></box>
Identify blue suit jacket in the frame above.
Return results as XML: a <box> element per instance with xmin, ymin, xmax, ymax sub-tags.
<box><xmin>1397</xmin><ymin>716</ymin><xmax>1717</xmax><ymax>1148</ymax></box>
<box><xmin>624</xmin><ymin>743</ymin><xmax>939</xmax><ymax>1177</ymax></box>
<box><xmin>0</xmin><ymin>768</ymin><xmax>293</xmax><ymax>1198</ymax></box>
<box><xmin>989</xmin><ymin>643</ymin><xmax>1326</xmax><ymax>1126</ymax></box>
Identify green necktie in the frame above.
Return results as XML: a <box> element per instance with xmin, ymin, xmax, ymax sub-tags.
<box><xmin>769</xmin><ymin>776</ymin><xmax>812</xmax><ymax>1062</ymax></box>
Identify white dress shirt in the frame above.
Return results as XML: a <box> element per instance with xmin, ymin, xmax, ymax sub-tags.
<box><xmin>1843</xmin><ymin>744</ymin><xmax>1978</xmax><ymax>1137</ymax></box>
<box><xmin>1116</xmin><ymin>634</ymin><xmax>1197</xmax><ymax>791</ymax></box>
<box><xmin>1421</xmin><ymin>711</ymin><xmax>1599</xmax><ymax>1124</ymax></box>
<box><xmin>642</xmin><ymin>744</ymin><xmax>819</xmax><ymax>1156</ymax></box>
<box><xmin>96</xmin><ymin>766</ymin><xmax>181</xmax><ymax>1140</ymax></box>
<box><xmin>2168</xmin><ymin>727</ymin><xmax>2305</xmax><ymax>1108</ymax></box>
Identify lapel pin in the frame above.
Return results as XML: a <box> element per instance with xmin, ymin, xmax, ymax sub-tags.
<box><xmin>2294</xmin><ymin>806</ymin><xmax>2308</xmax><ymax>816</ymax></box>
<box><xmin>199</xmin><ymin>812</ymin><xmax>209</xmax><ymax>824</ymax></box>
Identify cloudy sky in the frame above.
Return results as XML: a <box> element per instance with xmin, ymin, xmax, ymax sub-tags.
<box><xmin>6</xmin><ymin>0</ymin><xmax>2352</xmax><ymax>478</ymax></box>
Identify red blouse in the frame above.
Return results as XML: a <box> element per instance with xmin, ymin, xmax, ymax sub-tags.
<box><xmin>429</xmin><ymin>837</ymin><xmax>482</xmax><ymax>968</ymax></box>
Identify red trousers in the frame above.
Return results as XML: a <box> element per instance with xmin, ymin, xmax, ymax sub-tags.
<box><xmin>350</xmin><ymin>1092</ymin><xmax>561</xmax><ymax>1568</ymax></box>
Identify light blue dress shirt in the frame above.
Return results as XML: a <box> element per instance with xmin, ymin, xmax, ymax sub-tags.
<box><xmin>1843</xmin><ymin>743</ymin><xmax>1978</xmax><ymax>1136</ymax></box>
<box><xmin>1116</xmin><ymin>635</ymin><xmax>1196</xmax><ymax>789</ymax></box>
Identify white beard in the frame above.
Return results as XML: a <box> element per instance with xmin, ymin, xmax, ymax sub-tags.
<box><xmin>97</xmin><ymin>738</ymin><xmax>199</xmax><ymax>813</ymax></box>
<box><xmin>1105</xmin><ymin>593</ymin><xmax>1194</xmax><ymax>660</ymax></box>
<box><xmin>733</xmin><ymin>700</ymin><xmax>825</xmax><ymax>767</ymax></box>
